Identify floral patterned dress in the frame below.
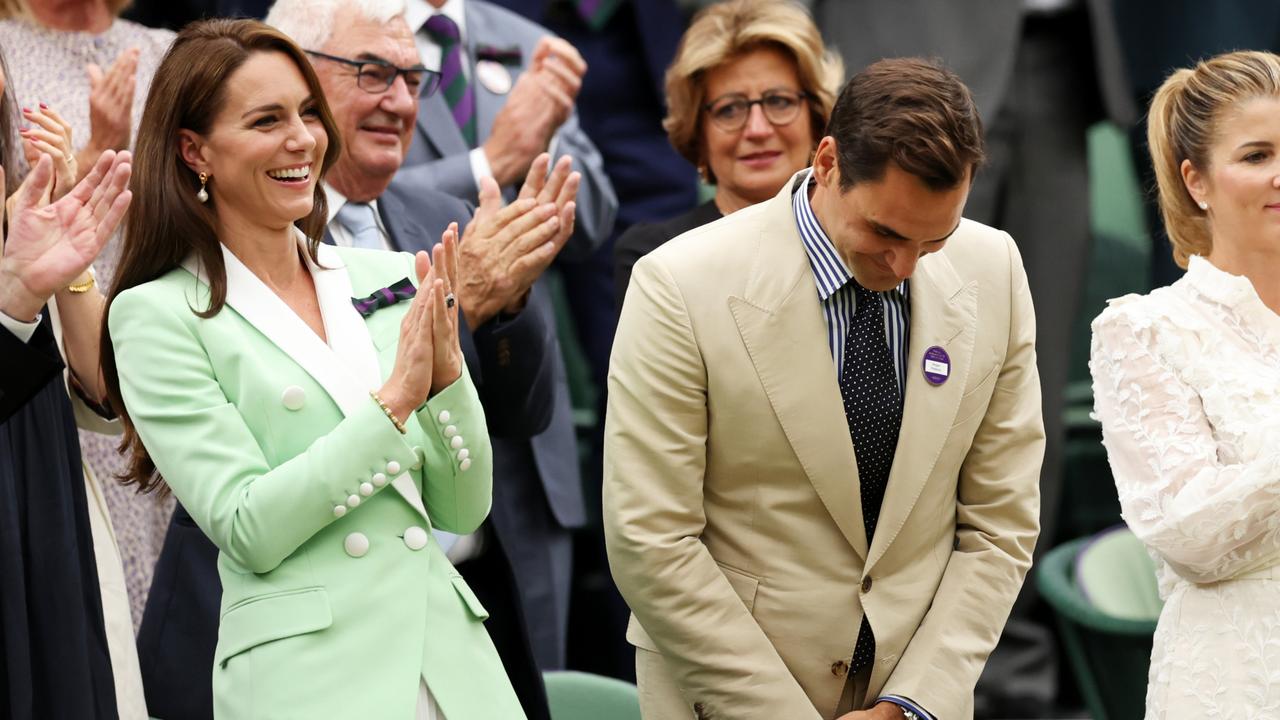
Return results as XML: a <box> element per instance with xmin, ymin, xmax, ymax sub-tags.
<box><xmin>0</xmin><ymin>17</ymin><xmax>175</xmax><ymax>627</ymax></box>
<box><xmin>1091</xmin><ymin>255</ymin><xmax>1280</xmax><ymax>719</ymax></box>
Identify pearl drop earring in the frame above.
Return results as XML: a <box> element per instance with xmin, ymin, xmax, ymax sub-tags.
<box><xmin>197</xmin><ymin>172</ymin><xmax>209</xmax><ymax>203</ymax></box>
<box><xmin>1198</xmin><ymin>200</ymin><xmax>1209</xmax><ymax>210</ymax></box>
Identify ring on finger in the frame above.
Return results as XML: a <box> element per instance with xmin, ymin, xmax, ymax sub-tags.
<box><xmin>445</xmin><ymin>292</ymin><xmax>456</xmax><ymax>309</ymax></box>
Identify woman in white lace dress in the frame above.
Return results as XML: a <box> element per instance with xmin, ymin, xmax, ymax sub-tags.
<box><xmin>1091</xmin><ymin>50</ymin><xmax>1280</xmax><ymax>719</ymax></box>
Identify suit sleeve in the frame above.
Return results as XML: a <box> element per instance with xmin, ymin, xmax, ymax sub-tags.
<box><xmin>111</xmin><ymin>288</ymin><xmax>421</xmax><ymax>574</ymax></box>
<box><xmin>603</xmin><ymin>256</ymin><xmax>822</xmax><ymax>719</ymax></box>
<box><xmin>881</xmin><ymin>234</ymin><xmax>1043</xmax><ymax>711</ymax></box>
<box><xmin>392</xmin><ymin>153</ymin><xmax>483</xmax><ymax>207</ymax></box>
<box><xmin>466</xmin><ymin>281</ymin><xmax>556</xmax><ymax>438</ymax></box>
<box><xmin>0</xmin><ymin>316</ymin><xmax>64</xmax><ymax>423</ymax></box>
<box><xmin>548</xmin><ymin>108</ymin><xmax>617</xmax><ymax>261</ymax></box>
<box><xmin>613</xmin><ymin>222</ymin><xmax>665</xmax><ymax>311</ymax></box>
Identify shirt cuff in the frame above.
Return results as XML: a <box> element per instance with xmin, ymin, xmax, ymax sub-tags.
<box><xmin>468</xmin><ymin>147</ymin><xmax>494</xmax><ymax>190</ymax></box>
<box><xmin>879</xmin><ymin>695</ymin><xmax>933</xmax><ymax>720</ymax></box>
<box><xmin>0</xmin><ymin>308</ymin><xmax>41</xmax><ymax>343</ymax></box>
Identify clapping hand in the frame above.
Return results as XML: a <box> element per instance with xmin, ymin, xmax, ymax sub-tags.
<box><xmin>19</xmin><ymin>103</ymin><xmax>78</xmax><ymax>202</ymax></box>
<box><xmin>0</xmin><ymin>150</ymin><xmax>132</xmax><ymax>323</ymax></box>
<box><xmin>378</xmin><ymin>231</ymin><xmax>466</xmax><ymax>422</ymax></box>
<box><xmin>481</xmin><ymin>37</ymin><xmax>587</xmax><ymax>186</ymax></box>
<box><xmin>454</xmin><ymin>152</ymin><xmax>579</xmax><ymax>327</ymax></box>
<box><xmin>85</xmin><ymin>47</ymin><xmax>139</xmax><ymax>162</ymax></box>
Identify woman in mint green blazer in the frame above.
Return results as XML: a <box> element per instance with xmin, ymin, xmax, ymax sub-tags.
<box><xmin>101</xmin><ymin>20</ymin><xmax>525</xmax><ymax>719</ymax></box>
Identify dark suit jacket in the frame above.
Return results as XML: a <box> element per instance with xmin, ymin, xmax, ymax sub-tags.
<box><xmin>613</xmin><ymin>200</ymin><xmax>720</xmax><ymax>309</ymax></box>
<box><xmin>814</xmin><ymin>0</ymin><xmax>1136</xmax><ymax>126</ymax></box>
<box><xmin>135</xmin><ymin>187</ymin><xmax>557</xmax><ymax>720</ymax></box>
<box><xmin>0</xmin><ymin>320</ymin><xmax>65</xmax><ymax>423</ymax></box>
<box><xmin>1</xmin><ymin>319</ymin><xmax>118</xmax><ymax>719</ymax></box>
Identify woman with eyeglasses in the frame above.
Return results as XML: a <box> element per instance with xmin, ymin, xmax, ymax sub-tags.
<box><xmin>102</xmin><ymin>19</ymin><xmax>523</xmax><ymax>719</ymax></box>
<box><xmin>612</xmin><ymin>0</ymin><xmax>842</xmax><ymax>307</ymax></box>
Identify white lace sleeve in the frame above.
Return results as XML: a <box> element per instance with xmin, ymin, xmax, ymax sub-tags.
<box><xmin>1090</xmin><ymin>306</ymin><xmax>1280</xmax><ymax>583</ymax></box>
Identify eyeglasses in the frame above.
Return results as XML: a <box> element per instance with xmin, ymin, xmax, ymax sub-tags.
<box><xmin>305</xmin><ymin>50</ymin><xmax>441</xmax><ymax>98</ymax></box>
<box><xmin>703</xmin><ymin>89</ymin><xmax>813</xmax><ymax>131</ymax></box>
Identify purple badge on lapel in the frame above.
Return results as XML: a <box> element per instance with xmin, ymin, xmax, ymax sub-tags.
<box><xmin>922</xmin><ymin>346</ymin><xmax>951</xmax><ymax>386</ymax></box>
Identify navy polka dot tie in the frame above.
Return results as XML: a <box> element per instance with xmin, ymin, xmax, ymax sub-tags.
<box><xmin>841</xmin><ymin>282</ymin><xmax>903</xmax><ymax>676</ymax></box>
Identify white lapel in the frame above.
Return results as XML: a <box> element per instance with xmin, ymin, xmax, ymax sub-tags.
<box><xmin>180</xmin><ymin>235</ymin><xmax>431</xmax><ymax>523</ymax></box>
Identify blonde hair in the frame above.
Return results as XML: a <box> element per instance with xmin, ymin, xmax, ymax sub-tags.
<box><xmin>0</xmin><ymin>0</ymin><xmax>133</xmax><ymax>20</ymax></box>
<box><xmin>663</xmin><ymin>0</ymin><xmax>842</xmax><ymax>182</ymax></box>
<box><xmin>1148</xmin><ymin>50</ymin><xmax>1280</xmax><ymax>268</ymax></box>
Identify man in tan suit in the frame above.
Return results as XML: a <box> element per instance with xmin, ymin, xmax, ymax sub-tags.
<box><xmin>603</xmin><ymin>58</ymin><xmax>1043</xmax><ymax>720</ymax></box>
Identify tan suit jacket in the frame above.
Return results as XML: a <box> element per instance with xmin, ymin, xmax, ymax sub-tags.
<box><xmin>603</xmin><ymin>175</ymin><xmax>1043</xmax><ymax>719</ymax></box>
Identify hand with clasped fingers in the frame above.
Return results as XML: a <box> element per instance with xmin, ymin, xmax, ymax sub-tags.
<box><xmin>377</xmin><ymin>228</ymin><xmax>465</xmax><ymax>422</ymax></box>
<box><xmin>0</xmin><ymin>150</ymin><xmax>133</xmax><ymax>323</ymax></box>
<box><xmin>455</xmin><ymin>152</ymin><xmax>579</xmax><ymax>328</ymax></box>
<box><xmin>837</xmin><ymin>701</ymin><xmax>908</xmax><ymax>720</ymax></box>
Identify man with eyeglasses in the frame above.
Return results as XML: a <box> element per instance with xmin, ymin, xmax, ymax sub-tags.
<box><xmin>394</xmin><ymin>0</ymin><xmax>617</xmax><ymax>692</ymax></box>
<box><xmin>132</xmin><ymin>2</ymin><xmax>580</xmax><ymax>719</ymax></box>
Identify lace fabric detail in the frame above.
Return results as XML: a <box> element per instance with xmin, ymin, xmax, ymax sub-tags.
<box><xmin>1090</xmin><ymin>256</ymin><xmax>1280</xmax><ymax>718</ymax></box>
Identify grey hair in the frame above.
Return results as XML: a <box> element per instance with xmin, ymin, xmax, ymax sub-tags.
<box><xmin>265</xmin><ymin>0</ymin><xmax>408</xmax><ymax>51</ymax></box>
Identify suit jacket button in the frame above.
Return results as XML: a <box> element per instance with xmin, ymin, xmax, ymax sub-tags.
<box><xmin>386</xmin><ymin>460</ymin><xmax>401</xmax><ymax>475</ymax></box>
<box><xmin>281</xmin><ymin>385</ymin><xmax>306</xmax><ymax>411</ymax></box>
<box><xmin>437</xmin><ymin>410</ymin><xmax>450</xmax><ymax>424</ymax></box>
<box><xmin>443</xmin><ymin>425</ymin><xmax>458</xmax><ymax>438</ymax></box>
<box><xmin>862</xmin><ymin>576</ymin><xmax>873</xmax><ymax>593</ymax></box>
<box><xmin>332</xmin><ymin>505</ymin><xmax>347</xmax><ymax>518</ymax></box>
<box><xmin>459</xmin><ymin>458</ymin><xmax>472</xmax><ymax>471</ymax></box>
<box><xmin>371</xmin><ymin>472</ymin><xmax>387</xmax><ymax>487</ymax></box>
<box><xmin>344</xmin><ymin>532</ymin><xmax>369</xmax><ymax>558</ymax></box>
<box><xmin>359</xmin><ymin>482</ymin><xmax>374</xmax><ymax>496</ymax></box>
<box><xmin>831</xmin><ymin>659</ymin><xmax>848</xmax><ymax>677</ymax></box>
<box><xmin>403</xmin><ymin>526</ymin><xmax>428</xmax><ymax>551</ymax></box>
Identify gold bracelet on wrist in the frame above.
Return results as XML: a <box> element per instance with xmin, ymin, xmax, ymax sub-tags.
<box><xmin>370</xmin><ymin>391</ymin><xmax>407</xmax><ymax>434</ymax></box>
<box><xmin>67</xmin><ymin>267</ymin><xmax>96</xmax><ymax>294</ymax></box>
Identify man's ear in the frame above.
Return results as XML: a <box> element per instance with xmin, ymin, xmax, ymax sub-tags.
<box><xmin>178</xmin><ymin>129</ymin><xmax>210</xmax><ymax>176</ymax></box>
<box><xmin>811</xmin><ymin>136</ymin><xmax>839</xmax><ymax>189</ymax></box>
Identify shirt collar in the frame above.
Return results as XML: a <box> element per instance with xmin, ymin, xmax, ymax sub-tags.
<box><xmin>793</xmin><ymin>169</ymin><xmax>908</xmax><ymax>302</ymax></box>
<box><xmin>323</xmin><ymin>182</ymin><xmax>382</xmax><ymax>228</ymax></box>
<box><xmin>406</xmin><ymin>0</ymin><xmax>468</xmax><ymax>40</ymax></box>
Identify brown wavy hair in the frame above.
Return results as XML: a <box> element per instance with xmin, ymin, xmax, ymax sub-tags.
<box><xmin>101</xmin><ymin>18</ymin><xmax>342</xmax><ymax>492</ymax></box>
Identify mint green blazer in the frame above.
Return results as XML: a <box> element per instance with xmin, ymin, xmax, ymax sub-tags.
<box><xmin>110</xmin><ymin>239</ymin><xmax>526</xmax><ymax>719</ymax></box>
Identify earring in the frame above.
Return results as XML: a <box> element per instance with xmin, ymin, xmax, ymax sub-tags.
<box><xmin>1198</xmin><ymin>200</ymin><xmax>1209</xmax><ymax>210</ymax></box>
<box><xmin>197</xmin><ymin>172</ymin><xmax>209</xmax><ymax>203</ymax></box>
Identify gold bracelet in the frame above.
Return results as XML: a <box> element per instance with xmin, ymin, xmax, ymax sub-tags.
<box><xmin>67</xmin><ymin>267</ymin><xmax>96</xmax><ymax>294</ymax></box>
<box><xmin>370</xmin><ymin>391</ymin><xmax>407</xmax><ymax>434</ymax></box>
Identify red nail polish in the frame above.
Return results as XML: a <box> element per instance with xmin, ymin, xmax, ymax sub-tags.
<box><xmin>38</xmin><ymin>102</ymin><xmax>47</xmax><ymax>109</ymax></box>
<box><xmin>20</xmin><ymin>107</ymin><xmax>30</xmax><ymax>114</ymax></box>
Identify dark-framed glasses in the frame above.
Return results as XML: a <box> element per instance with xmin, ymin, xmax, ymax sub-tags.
<box><xmin>703</xmin><ymin>89</ymin><xmax>812</xmax><ymax>131</ymax></box>
<box><xmin>305</xmin><ymin>50</ymin><xmax>441</xmax><ymax>98</ymax></box>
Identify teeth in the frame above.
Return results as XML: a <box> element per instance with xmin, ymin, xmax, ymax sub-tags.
<box><xmin>267</xmin><ymin>166</ymin><xmax>309</xmax><ymax>180</ymax></box>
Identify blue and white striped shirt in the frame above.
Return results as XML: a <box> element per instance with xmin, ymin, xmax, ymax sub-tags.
<box><xmin>792</xmin><ymin>171</ymin><xmax>935</xmax><ymax>720</ymax></box>
<box><xmin>793</xmin><ymin>170</ymin><xmax>911</xmax><ymax>394</ymax></box>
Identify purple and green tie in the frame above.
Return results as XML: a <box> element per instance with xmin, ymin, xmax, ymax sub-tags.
<box><xmin>573</xmin><ymin>0</ymin><xmax>624</xmax><ymax>31</ymax></box>
<box><xmin>424</xmin><ymin>13</ymin><xmax>477</xmax><ymax>146</ymax></box>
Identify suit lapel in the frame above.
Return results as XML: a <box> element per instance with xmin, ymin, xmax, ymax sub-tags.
<box><xmin>417</xmin><ymin>88</ymin><xmax>470</xmax><ymax>158</ymax></box>
<box><xmin>867</xmin><ymin>251</ymin><xmax>977</xmax><ymax>569</ymax></box>
<box><xmin>729</xmin><ymin>179</ymin><xmax>868</xmax><ymax>561</ymax></box>
<box><xmin>466</xmin><ymin>1</ymin><xmax>506</xmax><ymax>146</ymax></box>
<box><xmin>181</xmin><ymin>237</ymin><xmax>433</xmax><ymax>525</ymax></box>
<box><xmin>180</xmin><ymin>236</ymin><xmax>371</xmax><ymax>418</ymax></box>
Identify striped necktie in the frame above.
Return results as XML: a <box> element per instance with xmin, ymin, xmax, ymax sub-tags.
<box><xmin>424</xmin><ymin>13</ymin><xmax>477</xmax><ymax>146</ymax></box>
<box><xmin>573</xmin><ymin>0</ymin><xmax>624</xmax><ymax>31</ymax></box>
